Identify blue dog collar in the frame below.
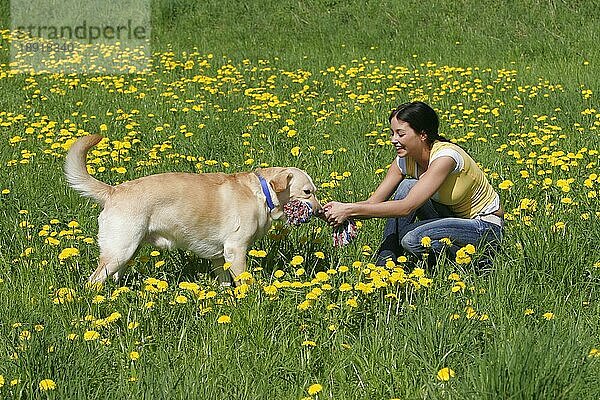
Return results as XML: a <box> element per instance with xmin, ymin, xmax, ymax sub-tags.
<box><xmin>255</xmin><ymin>173</ymin><xmax>276</xmax><ymax>211</ymax></box>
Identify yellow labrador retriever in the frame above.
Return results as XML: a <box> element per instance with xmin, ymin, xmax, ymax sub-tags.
<box><xmin>64</xmin><ymin>135</ymin><xmax>322</xmax><ymax>286</ymax></box>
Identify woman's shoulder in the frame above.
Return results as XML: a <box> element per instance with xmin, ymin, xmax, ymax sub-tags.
<box><xmin>432</xmin><ymin>140</ymin><xmax>462</xmax><ymax>152</ymax></box>
<box><xmin>431</xmin><ymin>141</ymin><xmax>465</xmax><ymax>171</ymax></box>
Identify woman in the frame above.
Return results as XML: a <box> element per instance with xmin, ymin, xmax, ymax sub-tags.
<box><xmin>323</xmin><ymin>101</ymin><xmax>504</xmax><ymax>266</ymax></box>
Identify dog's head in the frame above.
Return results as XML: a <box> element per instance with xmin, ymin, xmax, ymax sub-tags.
<box><xmin>259</xmin><ymin>167</ymin><xmax>322</xmax><ymax>220</ymax></box>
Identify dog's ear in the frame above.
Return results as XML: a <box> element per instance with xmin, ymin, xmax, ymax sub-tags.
<box><xmin>270</xmin><ymin>170</ymin><xmax>293</xmax><ymax>193</ymax></box>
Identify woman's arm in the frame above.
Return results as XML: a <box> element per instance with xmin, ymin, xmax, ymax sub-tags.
<box><xmin>324</xmin><ymin>156</ymin><xmax>456</xmax><ymax>226</ymax></box>
<box><xmin>318</xmin><ymin>161</ymin><xmax>402</xmax><ymax>221</ymax></box>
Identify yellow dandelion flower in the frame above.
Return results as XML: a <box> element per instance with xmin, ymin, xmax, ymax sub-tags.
<box><xmin>83</xmin><ymin>330</ymin><xmax>100</xmax><ymax>341</ymax></box>
<box><xmin>339</xmin><ymin>283</ymin><xmax>352</xmax><ymax>292</ymax></box>
<box><xmin>498</xmin><ymin>180</ymin><xmax>514</xmax><ymax>190</ymax></box>
<box><xmin>175</xmin><ymin>295</ymin><xmax>188</xmax><ymax>304</ymax></box>
<box><xmin>248</xmin><ymin>249</ymin><xmax>263</xmax><ymax>257</ymax></box>
<box><xmin>448</xmin><ymin>273</ymin><xmax>460</xmax><ymax>281</ymax></box>
<box><xmin>588</xmin><ymin>348</ymin><xmax>600</xmax><ymax>358</ymax></box>
<box><xmin>302</xmin><ymin>340</ymin><xmax>316</xmax><ymax>347</ymax></box>
<box><xmin>307</xmin><ymin>383</ymin><xmax>323</xmax><ymax>395</ymax></box>
<box><xmin>19</xmin><ymin>330</ymin><xmax>31</xmax><ymax>341</ymax></box>
<box><xmin>409</xmin><ymin>267</ymin><xmax>425</xmax><ymax>278</ymax></box>
<box><xmin>46</xmin><ymin>237</ymin><xmax>60</xmax><ymax>245</ymax></box>
<box><xmin>455</xmin><ymin>248</ymin><xmax>471</xmax><ymax>264</ymax></box>
<box><xmin>290</xmin><ymin>255</ymin><xmax>304</xmax><ymax>266</ymax></box>
<box><xmin>106</xmin><ymin>312</ymin><xmax>122</xmax><ymax>323</ymax></box>
<box><xmin>542</xmin><ymin>312</ymin><xmax>555</xmax><ymax>320</ymax></box>
<box><xmin>58</xmin><ymin>247</ymin><xmax>79</xmax><ymax>260</ymax></box>
<box><xmin>179</xmin><ymin>282</ymin><xmax>200</xmax><ymax>292</ymax></box>
<box><xmin>420</xmin><ymin>236</ymin><xmax>432</xmax><ymax>247</ymax></box>
<box><xmin>451</xmin><ymin>281</ymin><xmax>466</xmax><ymax>293</ymax></box>
<box><xmin>263</xmin><ymin>285</ymin><xmax>277</xmax><ymax>296</ymax></box>
<box><xmin>436</xmin><ymin>367</ymin><xmax>455</xmax><ymax>381</ymax></box>
<box><xmin>465</xmin><ymin>306</ymin><xmax>477</xmax><ymax>319</ymax></box>
<box><xmin>464</xmin><ymin>244</ymin><xmax>476</xmax><ymax>254</ymax></box>
<box><xmin>234</xmin><ymin>271</ymin><xmax>252</xmax><ymax>282</ymax></box>
<box><xmin>315</xmin><ymin>271</ymin><xmax>329</xmax><ymax>282</ymax></box>
<box><xmin>346</xmin><ymin>298</ymin><xmax>358</xmax><ymax>308</ymax></box>
<box><xmin>440</xmin><ymin>237</ymin><xmax>452</xmax><ymax>246</ymax></box>
<box><xmin>129</xmin><ymin>351</ymin><xmax>140</xmax><ymax>361</ymax></box>
<box><xmin>297</xmin><ymin>300</ymin><xmax>312</xmax><ymax>310</ymax></box>
<box><xmin>39</xmin><ymin>379</ymin><xmax>56</xmax><ymax>391</ymax></box>
<box><xmin>217</xmin><ymin>315</ymin><xmax>231</xmax><ymax>324</ymax></box>
<box><xmin>418</xmin><ymin>276</ymin><xmax>432</xmax><ymax>287</ymax></box>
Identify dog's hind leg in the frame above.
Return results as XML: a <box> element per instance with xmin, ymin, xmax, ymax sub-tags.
<box><xmin>210</xmin><ymin>257</ymin><xmax>233</xmax><ymax>287</ymax></box>
<box><xmin>88</xmin><ymin>213</ymin><xmax>145</xmax><ymax>283</ymax></box>
<box><xmin>223</xmin><ymin>244</ymin><xmax>248</xmax><ymax>286</ymax></box>
<box><xmin>89</xmin><ymin>241</ymin><xmax>141</xmax><ymax>283</ymax></box>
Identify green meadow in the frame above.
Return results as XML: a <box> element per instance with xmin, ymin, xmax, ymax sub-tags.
<box><xmin>1</xmin><ymin>0</ymin><xmax>600</xmax><ymax>398</ymax></box>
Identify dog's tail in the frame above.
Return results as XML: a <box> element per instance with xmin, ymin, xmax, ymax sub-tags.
<box><xmin>64</xmin><ymin>134</ymin><xmax>113</xmax><ymax>206</ymax></box>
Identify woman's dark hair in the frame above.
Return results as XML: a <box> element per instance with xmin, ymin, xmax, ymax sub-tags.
<box><xmin>389</xmin><ymin>101</ymin><xmax>449</xmax><ymax>145</ymax></box>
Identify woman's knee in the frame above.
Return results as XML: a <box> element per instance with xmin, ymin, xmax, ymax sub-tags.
<box><xmin>400</xmin><ymin>230</ymin><xmax>422</xmax><ymax>255</ymax></box>
<box><xmin>393</xmin><ymin>179</ymin><xmax>418</xmax><ymax>200</ymax></box>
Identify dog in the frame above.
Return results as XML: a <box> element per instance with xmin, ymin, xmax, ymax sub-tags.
<box><xmin>64</xmin><ymin>134</ymin><xmax>322</xmax><ymax>286</ymax></box>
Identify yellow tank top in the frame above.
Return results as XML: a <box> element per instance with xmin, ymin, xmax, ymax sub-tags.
<box><xmin>397</xmin><ymin>141</ymin><xmax>498</xmax><ymax>218</ymax></box>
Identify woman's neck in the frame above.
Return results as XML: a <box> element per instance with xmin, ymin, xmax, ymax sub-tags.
<box><xmin>415</xmin><ymin>141</ymin><xmax>436</xmax><ymax>171</ymax></box>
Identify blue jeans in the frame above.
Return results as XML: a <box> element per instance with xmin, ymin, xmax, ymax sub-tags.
<box><xmin>376</xmin><ymin>179</ymin><xmax>503</xmax><ymax>265</ymax></box>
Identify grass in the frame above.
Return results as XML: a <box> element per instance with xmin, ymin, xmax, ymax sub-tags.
<box><xmin>1</xmin><ymin>0</ymin><xmax>600</xmax><ymax>398</ymax></box>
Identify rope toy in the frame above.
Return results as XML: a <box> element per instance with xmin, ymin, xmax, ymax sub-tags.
<box><xmin>283</xmin><ymin>200</ymin><xmax>313</xmax><ymax>225</ymax></box>
<box><xmin>283</xmin><ymin>200</ymin><xmax>358</xmax><ymax>247</ymax></box>
<box><xmin>333</xmin><ymin>219</ymin><xmax>358</xmax><ymax>247</ymax></box>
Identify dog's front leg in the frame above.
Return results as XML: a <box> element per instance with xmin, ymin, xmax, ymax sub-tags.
<box><xmin>210</xmin><ymin>257</ymin><xmax>233</xmax><ymax>287</ymax></box>
<box><xmin>223</xmin><ymin>245</ymin><xmax>248</xmax><ymax>287</ymax></box>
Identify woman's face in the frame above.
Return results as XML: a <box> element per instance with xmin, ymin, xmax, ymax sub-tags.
<box><xmin>389</xmin><ymin>118</ymin><xmax>426</xmax><ymax>158</ymax></box>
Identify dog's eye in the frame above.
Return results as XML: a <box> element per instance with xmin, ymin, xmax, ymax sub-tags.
<box><xmin>303</xmin><ymin>189</ymin><xmax>311</xmax><ymax>195</ymax></box>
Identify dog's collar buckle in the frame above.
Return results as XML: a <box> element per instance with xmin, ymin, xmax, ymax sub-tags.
<box><xmin>255</xmin><ymin>172</ymin><xmax>276</xmax><ymax>211</ymax></box>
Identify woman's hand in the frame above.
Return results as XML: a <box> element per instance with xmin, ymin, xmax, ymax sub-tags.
<box><xmin>323</xmin><ymin>201</ymin><xmax>352</xmax><ymax>227</ymax></box>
